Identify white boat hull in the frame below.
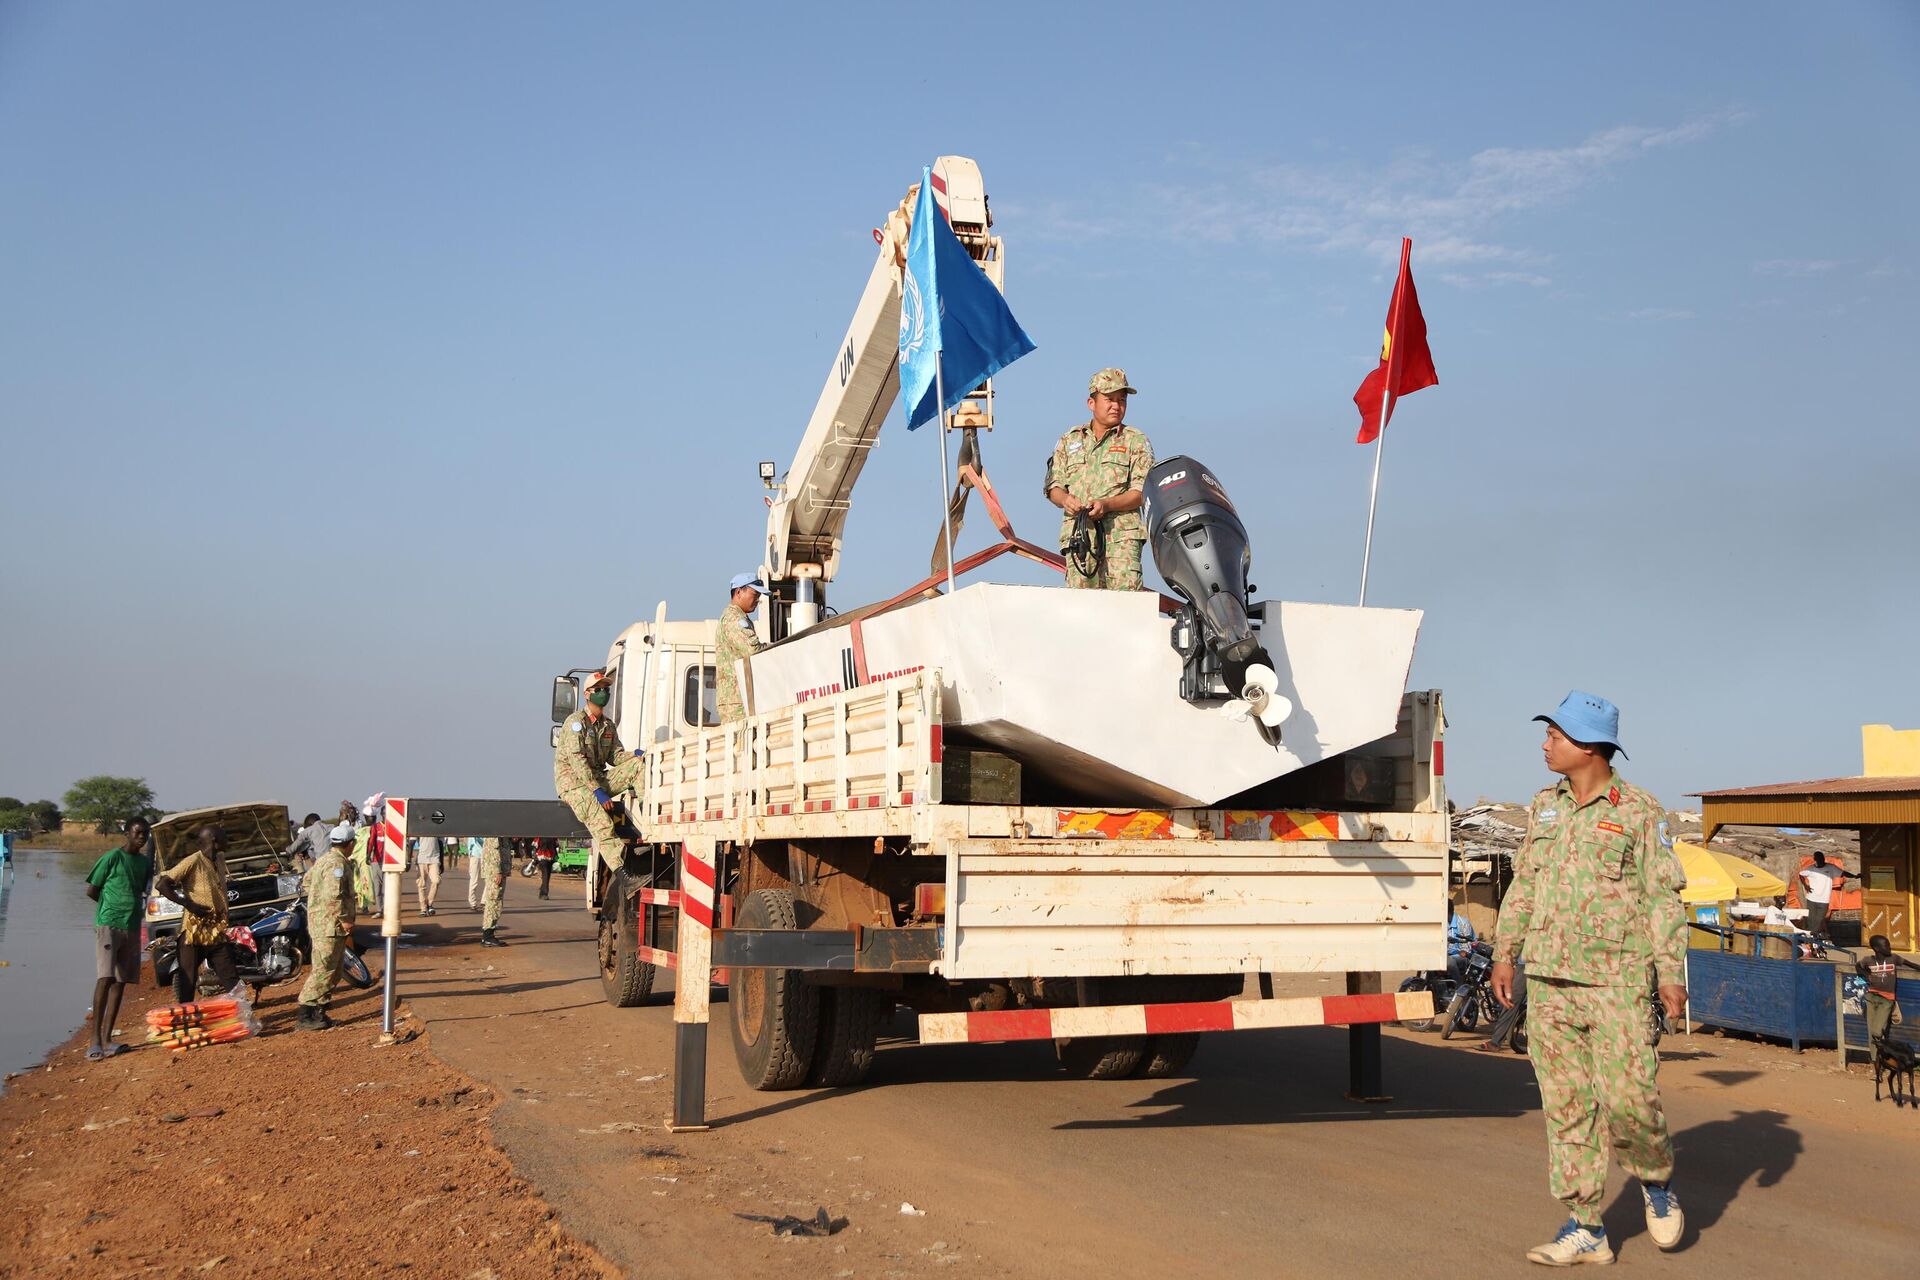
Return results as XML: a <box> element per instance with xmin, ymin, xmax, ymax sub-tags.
<box><xmin>746</xmin><ymin>583</ymin><xmax>1421</xmax><ymax>807</ymax></box>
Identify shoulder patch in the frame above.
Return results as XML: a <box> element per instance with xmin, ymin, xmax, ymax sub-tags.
<box><xmin>570</xmin><ymin>722</ymin><xmax>584</xmax><ymax>733</ymax></box>
<box><xmin>1657</xmin><ymin>820</ymin><xmax>1673</xmax><ymax>849</ymax></box>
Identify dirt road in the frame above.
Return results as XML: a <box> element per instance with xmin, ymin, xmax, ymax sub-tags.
<box><xmin>397</xmin><ymin>883</ymin><xmax>1917</xmax><ymax>1279</ymax></box>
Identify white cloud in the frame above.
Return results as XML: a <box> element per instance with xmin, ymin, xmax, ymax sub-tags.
<box><xmin>1754</xmin><ymin>258</ymin><xmax>1846</xmax><ymax>277</ymax></box>
<box><xmin>1016</xmin><ymin>111</ymin><xmax>1744</xmax><ymax>288</ymax></box>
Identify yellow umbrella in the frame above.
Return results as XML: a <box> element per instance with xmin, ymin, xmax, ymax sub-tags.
<box><xmin>1672</xmin><ymin>841</ymin><xmax>1788</xmax><ymax>903</ymax></box>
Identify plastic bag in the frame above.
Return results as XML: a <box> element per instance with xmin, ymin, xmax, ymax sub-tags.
<box><xmin>223</xmin><ymin>982</ymin><xmax>264</xmax><ymax>1035</ymax></box>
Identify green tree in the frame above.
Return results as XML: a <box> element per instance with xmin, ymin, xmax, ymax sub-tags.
<box><xmin>61</xmin><ymin>776</ymin><xmax>157</xmax><ymax>835</ymax></box>
<box><xmin>0</xmin><ymin>804</ymin><xmax>31</xmax><ymax>835</ymax></box>
<box><xmin>0</xmin><ymin>797</ymin><xmax>21</xmax><ymax>811</ymax></box>
<box><xmin>25</xmin><ymin>800</ymin><xmax>61</xmax><ymax>833</ymax></box>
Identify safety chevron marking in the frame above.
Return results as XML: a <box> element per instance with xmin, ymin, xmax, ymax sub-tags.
<box><xmin>917</xmin><ymin>991</ymin><xmax>1428</xmax><ymax>1045</ymax></box>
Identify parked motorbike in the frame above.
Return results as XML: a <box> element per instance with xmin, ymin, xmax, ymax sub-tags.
<box><xmin>152</xmin><ymin>899</ymin><xmax>373</xmax><ymax>993</ymax></box>
<box><xmin>1440</xmin><ymin>941</ymin><xmax>1499</xmax><ymax>1039</ymax></box>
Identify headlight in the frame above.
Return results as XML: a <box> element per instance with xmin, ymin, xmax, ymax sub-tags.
<box><xmin>146</xmin><ymin>896</ymin><xmax>182</xmax><ymax>923</ymax></box>
<box><xmin>276</xmin><ymin>874</ymin><xmax>305</xmax><ymax>897</ymax></box>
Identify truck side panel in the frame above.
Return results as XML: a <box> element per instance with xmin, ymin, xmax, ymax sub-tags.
<box><xmin>941</xmin><ymin>840</ymin><xmax>1445</xmax><ymax>979</ymax></box>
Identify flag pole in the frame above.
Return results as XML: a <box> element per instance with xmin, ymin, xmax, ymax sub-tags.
<box><xmin>1357</xmin><ymin>384</ymin><xmax>1393</xmax><ymax>607</ymax></box>
<box><xmin>934</xmin><ymin>355</ymin><xmax>957</xmax><ymax>594</ymax></box>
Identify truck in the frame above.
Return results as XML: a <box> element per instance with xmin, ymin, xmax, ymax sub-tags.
<box><xmin>399</xmin><ymin>157</ymin><xmax>1447</xmax><ymax>1127</ymax></box>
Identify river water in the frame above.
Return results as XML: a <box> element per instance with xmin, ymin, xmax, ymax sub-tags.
<box><xmin>0</xmin><ymin>849</ymin><xmax>112</xmax><ymax>1085</ymax></box>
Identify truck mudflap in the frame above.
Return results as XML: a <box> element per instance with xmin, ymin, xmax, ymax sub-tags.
<box><xmin>917</xmin><ymin>990</ymin><xmax>1432</xmax><ymax>1044</ymax></box>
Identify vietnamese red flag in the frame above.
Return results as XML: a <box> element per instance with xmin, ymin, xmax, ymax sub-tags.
<box><xmin>1353</xmin><ymin>237</ymin><xmax>1438</xmax><ymax>444</ymax></box>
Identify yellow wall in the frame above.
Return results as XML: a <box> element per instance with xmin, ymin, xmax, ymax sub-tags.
<box><xmin>1863</xmin><ymin>724</ymin><xmax>1920</xmax><ymax>777</ymax></box>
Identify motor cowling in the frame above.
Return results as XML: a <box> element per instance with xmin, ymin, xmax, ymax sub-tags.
<box><xmin>1144</xmin><ymin>455</ymin><xmax>1289</xmax><ymax>739</ymax></box>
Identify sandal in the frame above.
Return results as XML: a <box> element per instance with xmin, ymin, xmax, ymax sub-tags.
<box><xmin>85</xmin><ymin>1046</ymin><xmax>106</xmax><ymax>1061</ymax></box>
<box><xmin>104</xmin><ymin>1043</ymin><xmax>129</xmax><ymax>1057</ymax></box>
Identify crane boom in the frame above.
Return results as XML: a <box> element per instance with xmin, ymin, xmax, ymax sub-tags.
<box><xmin>759</xmin><ymin>156</ymin><xmax>1003</xmax><ymax>641</ymax></box>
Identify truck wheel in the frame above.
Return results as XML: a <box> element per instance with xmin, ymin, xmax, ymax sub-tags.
<box><xmin>1136</xmin><ymin>1033</ymin><xmax>1201</xmax><ymax>1078</ymax></box>
<box><xmin>809</xmin><ymin>987</ymin><xmax>891</xmax><ymax>1087</ymax></box>
<box><xmin>729</xmin><ymin>889</ymin><xmax>819</xmax><ymax>1090</ymax></box>
<box><xmin>1054</xmin><ymin>1035</ymin><xmax>1147</xmax><ymax>1079</ymax></box>
<box><xmin>598</xmin><ymin>871</ymin><xmax>655</xmax><ymax>1008</ymax></box>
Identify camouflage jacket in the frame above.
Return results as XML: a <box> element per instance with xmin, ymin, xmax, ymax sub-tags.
<box><xmin>305</xmin><ymin>847</ymin><xmax>356</xmax><ymax>939</ymax></box>
<box><xmin>1492</xmin><ymin>772</ymin><xmax>1687</xmax><ymax>987</ymax></box>
<box><xmin>554</xmin><ymin>707</ymin><xmax>624</xmax><ymax>796</ymax></box>
<box><xmin>714</xmin><ymin>603</ymin><xmax>762</xmax><ymax>721</ymax></box>
<box><xmin>1045</xmin><ymin>422</ymin><xmax>1154</xmax><ymax>547</ymax></box>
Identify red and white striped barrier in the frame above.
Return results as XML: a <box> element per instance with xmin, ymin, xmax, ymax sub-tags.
<box><xmin>918</xmin><ymin>990</ymin><xmax>1430</xmax><ymax>1045</ymax></box>
<box><xmin>381</xmin><ymin>798</ymin><xmax>407</xmax><ymax>869</ymax></box>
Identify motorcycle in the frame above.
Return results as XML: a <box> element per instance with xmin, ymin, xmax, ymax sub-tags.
<box><xmin>152</xmin><ymin>899</ymin><xmax>373</xmax><ymax>993</ymax></box>
<box><xmin>1441</xmin><ymin>941</ymin><xmax>1499</xmax><ymax>1040</ymax></box>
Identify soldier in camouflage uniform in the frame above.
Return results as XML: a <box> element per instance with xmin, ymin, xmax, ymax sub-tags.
<box><xmin>478</xmin><ymin>837</ymin><xmax>509</xmax><ymax>946</ymax></box>
<box><xmin>1492</xmin><ymin>691</ymin><xmax>1689</xmax><ymax>1266</ymax></box>
<box><xmin>296</xmin><ymin>822</ymin><xmax>358</xmax><ymax>1030</ymax></box>
<box><xmin>715</xmin><ymin>572</ymin><xmax>765</xmax><ymax>722</ymax></box>
<box><xmin>554</xmin><ymin>667</ymin><xmax>644</xmax><ymax>893</ymax></box>
<box><xmin>1045</xmin><ymin>368</ymin><xmax>1154</xmax><ymax>590</ymax></box>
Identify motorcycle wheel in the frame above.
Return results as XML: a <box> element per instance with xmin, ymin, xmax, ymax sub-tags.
<box><xmin>342</xmin><ymin>948</ymin><xmax>374</xmax><ymax>989</ymax></box>
<box><xmin>1396</xmin><ymin>975</ymin><xmax>1439</xmax><ymax>1033</ymax></box>
<box><xmin>1440</xmin><ymin>988</ymin><xmax>1471</xmax><ymax>1040</ymax></box>
<box><xmin>520</xmin><ymin>859</ymin><xmax>537</xmax><ymax>878</ymax></box>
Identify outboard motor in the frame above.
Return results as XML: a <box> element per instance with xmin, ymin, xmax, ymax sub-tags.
<box><xmin>1144</xmin><ymin>456</ymin><xmax>1290</xmax><ymax>742</ymax></box>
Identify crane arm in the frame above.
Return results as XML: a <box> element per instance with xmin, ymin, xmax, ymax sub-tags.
<box><xmin>760</xmin><ymin>157</ymin><xmax>1003</xmax><ymax>639</ymax></box>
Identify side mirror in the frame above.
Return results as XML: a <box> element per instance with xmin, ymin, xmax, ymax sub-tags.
<box><xmin>551</xmin><ymin>675</ymin><xmax>579</xmax><ymax>724</ymax></box>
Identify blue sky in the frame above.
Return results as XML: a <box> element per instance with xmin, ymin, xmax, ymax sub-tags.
<box><xmin>2</xmin><ymin>2</ymin><xmax>1915</xmax><ymax>816</ymax></box>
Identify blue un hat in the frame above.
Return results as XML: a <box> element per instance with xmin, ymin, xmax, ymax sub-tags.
<box><xmin>1534</xmin><ymin>691</ymin><xmax>1627</xmax><ymax>759</ymax></box>
<box><xmin>729</xmin><ymin>572</ymin><xmax>766</xmax><ymax>592</ymax></box>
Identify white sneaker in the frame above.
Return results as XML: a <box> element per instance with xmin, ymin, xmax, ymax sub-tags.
<box><xmin>1642</xmin><ymin>1183</ymin><xmax>1684</xmax><ymax>1250</ymax></box>
<box><xmin>1527</xmin><ymin>1219</ymin><xmax>1615</xmax><ymax>1267</ymax></box>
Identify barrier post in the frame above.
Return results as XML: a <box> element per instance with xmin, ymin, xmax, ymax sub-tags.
<box><xmin>1344</xmin><ymin>970</ymin><xmax>1390</xmax><ymax>1103</ymax></box>
<box><xmin>379</xmin><ymin>800</ymin><xmax>410</xmax><ymax>1039</ymax></box>
<box><xmin>669</xmin><ymin>836</ymin><xmax>718</xmax><ymax>1132</ymax></box>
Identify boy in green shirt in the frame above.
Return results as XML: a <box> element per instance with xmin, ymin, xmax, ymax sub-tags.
<box><xmin>86</xmin><ymin>817</ymin><xmax>153</xmax><ymax>1060</ymax></box>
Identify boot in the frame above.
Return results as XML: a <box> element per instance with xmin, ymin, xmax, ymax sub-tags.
<box><xmin>317</xmin><ymin>1005</ymin><xmax>336</xmax><ymax>1028</ymax></box>
<box><xmin>295</xmin><ymin>1004</ymin><xmax>327</xmax><ymax>1032</ymax></box>
<box><xmin>481</xmin><ymin>929</ymin><xmax>506</xmax><ymax>948</ymax></box>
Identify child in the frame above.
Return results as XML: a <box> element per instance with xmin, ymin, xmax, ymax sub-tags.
<box><xmin>85</xmin><ymin>817</ymin><xmax>153</xmax><ymax>1059</ymax></box>
<box><xmin>1856</xmin><ymin>934</ymin><xmax>1919</xmax><ymax>1048</ymax></box>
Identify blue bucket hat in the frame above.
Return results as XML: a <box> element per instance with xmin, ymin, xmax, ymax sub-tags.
<box><xmin>1534</xmin><ymin>690</ymin><xmax>1627</xmax><ymax>759</ymax></box>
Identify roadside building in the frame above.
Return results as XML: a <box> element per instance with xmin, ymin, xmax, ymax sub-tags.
<box><xmin>1694</xmin><ymin>724</ymin><xmax>1920</xmax><ymax>953</ymax></box>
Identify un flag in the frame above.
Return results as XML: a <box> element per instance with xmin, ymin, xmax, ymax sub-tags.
<box><xmin>898</xmin><ymin>166</ymin><xmax>1035</xmax><ymax>430</ymax></box>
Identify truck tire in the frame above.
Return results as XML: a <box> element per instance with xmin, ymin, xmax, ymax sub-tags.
<box><xmin>808</xmin><ymin>987</ymin><xmax>890</xmax><ymax>1087</ymax></box>
<box><xmin>1054</xmin><ymin>1035</ymin><xmax>1147</xmax><ymax>1079</ymax></box>
<box><xmin>1135</xmin><ymin>1032</ymin><xmax>1201</xmax><ymax>1078</ymax></box>
<box><xmin>729</xmin><ymin>889</ymin><xmax>819</xmax><ymax>1090</ymax></box>
<box><xmin>598</xmin><ymin>871</ymin><xmax>655</xmax><ymax>1008</ymax></box>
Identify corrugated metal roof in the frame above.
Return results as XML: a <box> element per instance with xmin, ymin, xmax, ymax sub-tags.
<box><xmin>1694</xmin><ymin>776</ymin><xmax>1920</xmax><ymax>799</ymax></box>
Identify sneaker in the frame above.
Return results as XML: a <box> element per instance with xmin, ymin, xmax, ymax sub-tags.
<box><xmin>1527</xmin><ymin>1219</ymin><xmax>1613</xmax><ymax>1267</ymax></box>
<box><xmin>1642</xmin><ymin>1183</ymin><xmax>1683</xmax><ymax>1250</ymax></box>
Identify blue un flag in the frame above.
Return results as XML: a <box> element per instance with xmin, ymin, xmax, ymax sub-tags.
<box><xmin>898</xmin><ymin>166</ymin><xmax>1036</xmax><ymax>430</ymax></box>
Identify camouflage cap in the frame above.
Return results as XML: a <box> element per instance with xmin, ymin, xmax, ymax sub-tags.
<box><xmin>1088</xmin><ymin>367</ymin><xmax>1137</xmax><ymax>395</ymax></box>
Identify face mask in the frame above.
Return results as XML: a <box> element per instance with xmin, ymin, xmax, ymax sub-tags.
<box><xmin>587</xmin><ymin>689</ymin><xmax>610</xmax><ymax>707</ymax></box>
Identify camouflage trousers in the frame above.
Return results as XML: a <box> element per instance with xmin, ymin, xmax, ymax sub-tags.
<box><xmin>1063</xmin><ymin>535</ymin><xmax>1144</xmax><ymax>591</ymax></box>
<box><xmin>561</xmin><ymin>771</ymin><xmax>637</xmax><ymax>877</ymax></box>
<box><xmin>1529</xmin><ymin>978</ymin><xmax>1673</xmax><ymax>1214</ymax></box>
<box><xmin>300</xmin><ymin>935</ymin><xmax>345</xmax><ymax>1009</ymax></box>
<box><xmin>481</xmin><ymin>860</ymin><xmax>503</xmax><ymax>930</ymax></box>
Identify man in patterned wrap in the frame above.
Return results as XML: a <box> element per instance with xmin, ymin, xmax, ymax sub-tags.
<box><xmin>554</xmin><ymin>668</ymin><xmax>644</xmax><ymax>889</ymax></box>
<box><xmin>1044</xmin><ymin>368</ymin><xmax>1154</xmax><ymax>590</ymax></box>
<box><xmin>715</xmin><ymin>573</ymin><xmax>765</xmax><ymax>722</ymax></box>
<box><xmin>1491</xmin><ymin>691</ymin><xmax>1689</xmax><ymax>1266</ymax></box>
<box><xmin>296</xmin><ymin>822</ymin><xmax>358</xmax><ymax>1030</ymax></box>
